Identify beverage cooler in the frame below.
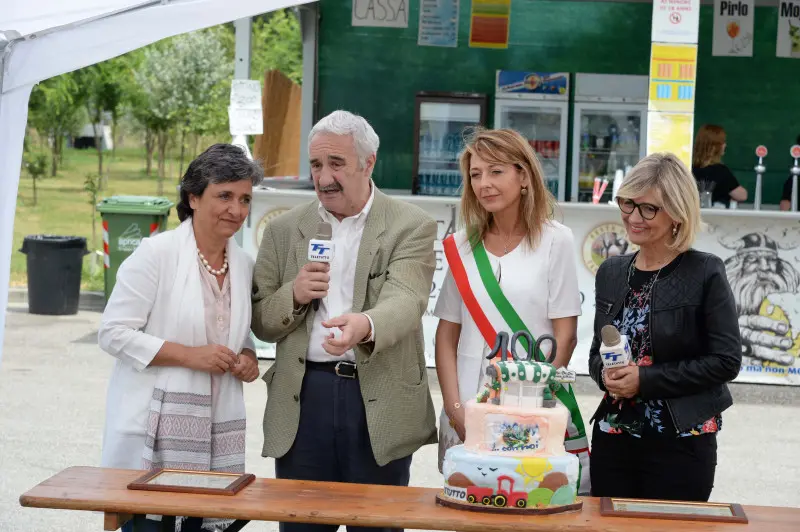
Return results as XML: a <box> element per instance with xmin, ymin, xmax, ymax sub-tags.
<box><xmin>413</xmin><ymin>92</ymin><xmax>488</xmax><ymax>196</ymax></box>
<box><xmin>571</xmin><ymin>73</ymin><xmax>649</xmax><ymax>203</ymax></box>
<box><xmin>494</xmin><ymin>71</ymin><xmax>570</xmax><ymax>201</ymax></box>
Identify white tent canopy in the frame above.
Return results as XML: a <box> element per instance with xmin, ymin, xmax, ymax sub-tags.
<box><xmin>0</xmin><ymin>0</ymin><xmax>311</xmax><ymax>366</ymax></box>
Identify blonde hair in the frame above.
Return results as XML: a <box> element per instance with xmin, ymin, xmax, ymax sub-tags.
<box><xmin>458</xmin><ymin>128</ymin><xmax>555</xmax><ymax>248</ymax></box>
<box><xmin>617</xmin><ymin>152</ymin><xmax>702</xmax><ymax>253</ymax></box>
<box><xmin>692</xmin><ymin>124</ymin><xmax>726</xmax><ymax>168</ymax></box>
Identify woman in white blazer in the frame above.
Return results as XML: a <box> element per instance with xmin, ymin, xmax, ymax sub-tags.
<box><xmin>98</xmin><ymin>144</ymin><xmax>263</xmax><ymax>532</ymax></box>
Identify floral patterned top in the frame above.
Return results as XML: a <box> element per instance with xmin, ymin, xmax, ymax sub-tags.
<box><xmin>597</xmin><ymin>257</ymin><xmax>722</xmax><ymax>438</ymax></box>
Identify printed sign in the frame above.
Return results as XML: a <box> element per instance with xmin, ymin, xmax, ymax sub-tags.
<box><xmin>469</xmin><ymin>0</ymin><xmax>511</xmax><ymax>49</ymax></box>
<box><xmin>496</xmin><ymin>71</ymin><xmax>569</xmax><ymax>97</ymax></box>
<box><xmin>651</xmin><ymin>0</ymin><xmax>701</xmax><ymax>44</ymax></box>
<box><xmin>581</xmin><ymin>223</ymin><xmax>639</xmax><ymax>275</ymax></box>
<box><xmin>117</xmin><ymin>223</ymin><xmax>143</xmax><ymax>253</ymax></box>
<box><xmin>646</xmin><ymin>111</ymin><xmax>695</xmax><ymax>169</ymax></box>
<box><xmin>352</xmin><ymin>0</ymin><xmax>409</xmax><ymax>28</ymax></box>
<box><xmin>229</xmin><ymin>79</ymin><xmax>263</xmax><ymax>136</ymax></box>
<box><xmin>712</xmin><ymin>223</ymin><xmax>800</xmax><ymax>383</ymax></box>
<box><xmin>648</xmin><ymin>43</ymin><xmax>698</xmax><ymax>113</ymax></box>
<box><xmin>756</xmin><ymin>145</ymin><xmax>768</xmax><ymax>158</ymax></box>
<box><xmin>308</xmin><ymin>241</ymin><xmax>334</xmax><ymax>262</ymax></box>
<box><xmin>791</xmin><ymin>144</ymin><xmax>800</xmax><ymax>158</ymax></box>
<box><xmin>254</xmin><ymin>208</ymin><xmax>290</xmax><ymax>248</ymax></box>
<box><xmin>777</xmin><ymin>1</ymin><xmax>800</xmax><ymax>58</ymax></box>
<box><xmin>712</xmin><ymin>0</ymin><xmax>754</xmax><ymax>57</ymax></box>
<box><xmin>418</xmin><ymin>0</ymin><xmax>459</xmax><ymax>47</ymax></box>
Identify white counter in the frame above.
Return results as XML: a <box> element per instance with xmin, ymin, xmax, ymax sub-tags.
<box><xmin>242</xmin><ymin>186</ymin><xmax>800</xmax><ymax>386</ymax></box>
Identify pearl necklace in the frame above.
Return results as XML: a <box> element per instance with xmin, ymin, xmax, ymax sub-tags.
<box><xmin>198</xmin><ymin>249</ymin><xmax>228</xmax><ymax>276</ymax></box>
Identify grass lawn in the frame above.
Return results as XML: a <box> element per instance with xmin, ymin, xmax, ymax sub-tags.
<box><xmin>12</xmin><ymin>147</ymin><xmax>183</xmax><ymax>292</ymax></box>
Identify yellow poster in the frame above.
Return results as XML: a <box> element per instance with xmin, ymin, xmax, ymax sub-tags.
<box><xmin>648</xmin><ymin>43</ymin><xmax>698</xmax><ymax>113</ymax></box>
<box><xmin>646</xmin><ymin>111</ymin><xmax>694</xmax><ymax>169</ymax></box>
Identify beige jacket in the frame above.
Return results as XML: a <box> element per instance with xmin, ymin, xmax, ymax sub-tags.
<box><xmin>251</xmin><ymin>189</ymin><xmax>438</xmax><ymax>466</ymax></box>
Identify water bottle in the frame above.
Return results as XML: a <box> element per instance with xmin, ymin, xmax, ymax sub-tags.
<box><xmin>448</xmin><ymin>134</ymin><xmax>457</xmax><ymax>161</ymax></box>
<box><xmin>581</xmin><ymin>117</ymin><xmax>591</xmax><ymax>150</ymax></box>
<box><xmin>609</xmin><ymin>123</ymin><xmax>619</xmax><ymax>150</ymax></box>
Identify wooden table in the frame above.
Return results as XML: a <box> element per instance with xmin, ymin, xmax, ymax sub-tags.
<box><xmin>18</xmin><ymin>467</ymin><xmax>800</xmax><ymax>531</ymax></box>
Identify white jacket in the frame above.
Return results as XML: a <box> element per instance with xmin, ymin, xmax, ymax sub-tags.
<box><xmin>97</xmin><ymin>219</ymin><xmax>255</xmax><ymax>469</ymax></box>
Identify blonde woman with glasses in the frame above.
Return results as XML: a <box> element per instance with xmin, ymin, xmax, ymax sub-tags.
<box><xmin>588</xmin><ymin>153</ymin><xmax>742</xmax><ymax>501</ymax></box>
<box><xmin>433</xmin><ymin>128</ymin><xmax>590</xmax><ymax>496</ymax></box>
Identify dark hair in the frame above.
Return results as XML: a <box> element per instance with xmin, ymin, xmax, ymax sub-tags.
<box><xmin>177</xmin><ymin>144</ymin><xmax>264</xmax><ymax>221</ymax></box>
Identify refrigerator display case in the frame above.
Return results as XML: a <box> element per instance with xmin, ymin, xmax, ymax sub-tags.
<box><xmin>494</xmin><ymin>71</ymin><xmax>570</xmax><ymax>200</ymax></box>
<box><xmin>571</xmin><ymin>73</ymin><xmax>649</xmax><ymax>203</ymax></box>
<box><xmin>413</xmin><ymin>92</ymin><xmax>488</xmax><ymax>196</ymax></box>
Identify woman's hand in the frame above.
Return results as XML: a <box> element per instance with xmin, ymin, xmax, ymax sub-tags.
<box><xmin>184</xmin><ymin>344</ymin><xmax>238</xmax><ymax>374</ymax></box>
<box><xmin>605</xmin><ymin>364</ymin><xmax>641</xmax><ymax>399</ymax></box>
<box><xmin>232</xmin><ymin>349</ymin><xmax>260</xmax><ymax>382</ymax></box>
<box><xmin>447</xmin><ymin>406</ymin><xmax>467</xmax><ymax>442</ymax></box>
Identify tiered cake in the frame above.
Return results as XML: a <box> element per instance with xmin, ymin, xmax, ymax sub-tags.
<box><xmin>437</xmin><ymin>332</ymin><xmax>582</xmax><ymax>514</ymax></box>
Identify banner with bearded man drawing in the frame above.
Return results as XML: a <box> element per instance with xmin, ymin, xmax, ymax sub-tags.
<box><xmin>718</xmin><ymin>229</ymin><xmax>800</xmax><ymax>383</ymax></box>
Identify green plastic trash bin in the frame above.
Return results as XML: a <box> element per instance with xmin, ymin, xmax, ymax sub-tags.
<box><xmin>96</xmin><ymin>196</ymin><xmax>174</xmax><ymax>301</ymax></box>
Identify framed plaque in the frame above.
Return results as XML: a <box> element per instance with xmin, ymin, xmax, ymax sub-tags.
<box><xmin>128</xmin><ymin>469</ymin><xmax>255</xmax><ymax>496</ymax></box>
<box><xmin>600</xmin><ymin>497</ymin><xmax>748</xmax><ymax>523</ymax></box>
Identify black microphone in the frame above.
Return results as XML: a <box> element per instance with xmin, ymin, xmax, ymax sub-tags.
<box><xmin>307</xmin><ymin>222</ymin><xmax>333</xmax><ymax>311</ymax></box>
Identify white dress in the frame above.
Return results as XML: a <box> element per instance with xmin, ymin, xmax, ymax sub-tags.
<box><xmin>433</xmin><ymin>221</ymin><xmax>582</xmax><ymax>470</ymax></box>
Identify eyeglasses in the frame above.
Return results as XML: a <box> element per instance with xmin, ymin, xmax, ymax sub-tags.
<box><xmin>617</xmin><ymin>197</ymin><xmax>661</xmax><ymax>220</ymax></box>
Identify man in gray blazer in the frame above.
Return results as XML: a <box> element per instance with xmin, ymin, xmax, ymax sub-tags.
<box><xmin>252</xmin><ymin>110</ymin><xmax>438</xmax><ymax>532</ymax></box>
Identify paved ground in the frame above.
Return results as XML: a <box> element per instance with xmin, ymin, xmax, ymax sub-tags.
<box><xmin>2</xmin><ymin>304</ymin><xmax>799</xmax><ymax>531</ymax></box>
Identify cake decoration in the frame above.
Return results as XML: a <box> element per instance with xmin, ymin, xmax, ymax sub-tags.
<box><xmin>436</xmin><ymin>331</ymin><xmax>583</xmax><ymax>515</ymax></box>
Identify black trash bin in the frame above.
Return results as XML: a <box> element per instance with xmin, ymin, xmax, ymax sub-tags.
<box><xmin>20</xmin><ymin>235</ymin><xmax>89</xmax><ymax>315</ymax></box>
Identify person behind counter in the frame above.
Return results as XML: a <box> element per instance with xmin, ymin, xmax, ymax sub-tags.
<box><xmin>588</xmin><ymin>152</ymin><xmax>742</xmax><ymax>502</ymax></box>
<box><xmin>692</xmin><ymin>124</ymin><xmax>748</xmax><ymax>208</ymax></box>
<box><xmin>433</xmin><ymin>128</ymin><xmax>590</xmax><ymax>496</ymax></box>
<box><xmin>779</xmin><ymin>134</ymin><xmax>800</xmax><ymax>211</ymax></box>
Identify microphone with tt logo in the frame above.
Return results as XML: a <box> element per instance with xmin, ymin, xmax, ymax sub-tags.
<box><xmin>307</xmin><ymin>222</ymin><xmax>334</xmax><ymax>311</ymax></box>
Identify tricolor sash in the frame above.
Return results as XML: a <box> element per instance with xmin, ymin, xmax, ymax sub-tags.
<box><xmin>443</xmin><ymin>231</ymin><xmax>591</xmax><ymax>496</ymax></box>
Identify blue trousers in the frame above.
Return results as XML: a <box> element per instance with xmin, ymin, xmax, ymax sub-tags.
<box><xmin>275</xmin><ymin>365</ymin><xmax>412</xmax><ymax>532</ymax></box>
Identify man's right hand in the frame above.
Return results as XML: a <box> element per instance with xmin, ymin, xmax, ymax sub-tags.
<box><xmin>293</xmin><ymin>262</ymin><xmax>330</xmax><ymax>306</ymax></box>
<box><xmin>184</xmin><ymin>344</ymin><xmax>239</xmax><ymax>374</ymax></box>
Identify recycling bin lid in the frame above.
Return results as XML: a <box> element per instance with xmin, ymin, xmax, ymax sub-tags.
<box><xmin>96</xmin><ymin>195</ymin><xmax>174</xmax><ymax>215</ymax></box>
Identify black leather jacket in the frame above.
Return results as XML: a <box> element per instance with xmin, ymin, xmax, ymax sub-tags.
<box><xmin>588</xmin><ymin>250</ymin><xmax>742</xmax><ymax>433</ymax></box>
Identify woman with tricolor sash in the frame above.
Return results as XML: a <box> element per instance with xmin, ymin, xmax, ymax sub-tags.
<box><xmin>433</xmin><ymin>128</ymin><xmax>591</xmax><ymax>496</ymax></box>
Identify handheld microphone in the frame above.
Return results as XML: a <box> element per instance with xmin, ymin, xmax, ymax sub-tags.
<box><xmin>308</xmin><ymin>222</ymin><xmax>333</xmax><ymax>312</ymax></box>
<box><xmin>599</xmin><ymin>324</ymin><xmax>631</xmax><ymax>370</ymax></box>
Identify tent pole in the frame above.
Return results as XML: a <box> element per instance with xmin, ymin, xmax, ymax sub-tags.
<box><xmin>297</xmin><ymin>2</ymin><xmax>318</xmax><ymax>180</ymax></box>
<box><xmin>0</xmin><ymin>30</ymin><xmax>33</xmax><ymax>367</ymax></box>
<box><xmin>232</xmin><ymin>17</ymin><xmax>252</xmax><ymax>247</ymax></box>
<box><xmin>233</xmin><ymin>17</ymin><xmax>252</xmax><ymax>80</ymax></box>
